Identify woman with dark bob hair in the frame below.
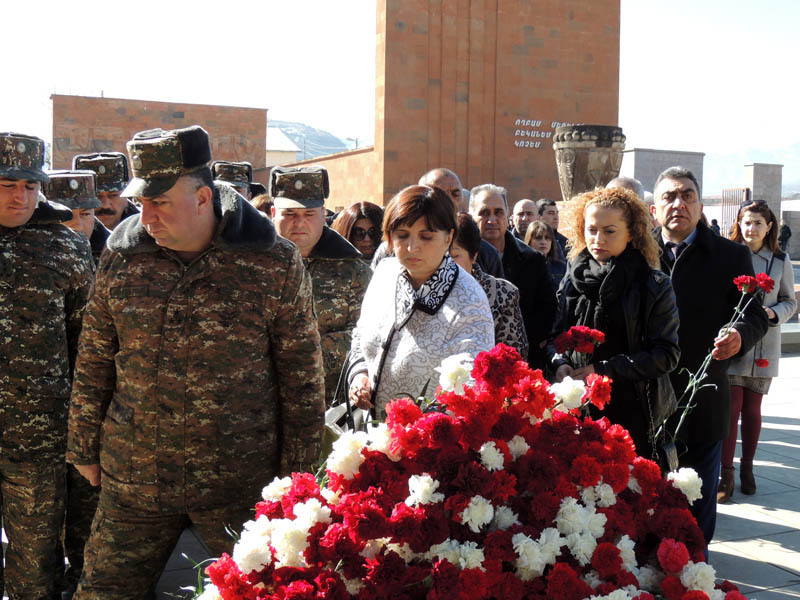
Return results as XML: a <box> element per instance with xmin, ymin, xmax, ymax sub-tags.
<box><xmin>348</xmin><ymin>186</ymin><xmax>494</xmax><ymax>417</ymax></box>
<box><xmin>331</xmin><ymin>201</ymin><xmax>384</xmax><ymax>260</ymax></box>
<box><xmin>450</xmin><ymin>212</ymin><xmax>528</xmax><ymax>359</ymax></box>
<box><xmin>525</xmin><ymin>220</ymin><xmax>567</xmax><ymax>290</ymax></box>
<box><xmin>718</xmin><ymin>200</ymin><xmax>796</xmax><ymax>501</ymax></box>
<box><xmin>546</xmin><ymin>187</ymin><xmax>681</xmax><ymax>459</ymax></box>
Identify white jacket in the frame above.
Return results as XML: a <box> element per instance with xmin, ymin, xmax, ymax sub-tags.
<box><xmin>350</xmin><ymin>256</ymin><xmax>495</xmax><ymax>415</ymax></box>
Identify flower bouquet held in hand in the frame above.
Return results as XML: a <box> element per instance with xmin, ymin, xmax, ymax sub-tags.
<box><xmin>553</xmin><ymin>325</ymin><xmax>606</xmax><ymax>370</ymax></box>
<box><xmin>654</xmin><ymin>274</ymin><xmax>775</xmax><ymax>470</ymax></box>
<box><xmin>194</xmin><ymin>344</ymin><xmax>745</xmax><ymax>600</ymax></box>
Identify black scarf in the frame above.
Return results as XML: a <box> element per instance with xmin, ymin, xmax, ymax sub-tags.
<box><xmin>568</xmin><ymin>245</ymin><xmax>647</xmax><ymax>333</ymax></box>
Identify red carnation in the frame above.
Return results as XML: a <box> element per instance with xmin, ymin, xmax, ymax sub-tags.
<box><xmin>756</xmin><ymin>272</ymin><xmax>775</xmax><ymax>293</ymax></box>
<box><xmin>554</xmin><ymin>326</ymin><xmax>605</xmax><ymax>355</ymax></box>
<box><xmin>385</xmin><ymin>398</ymin><xmax>423</xmax><ymax>429</ymax></box>
<box><xmin>681</xmin><ymin>592</ymin><xmax>710</xmax><ymax>600</ymax></box>
<box><xmin>733</xmin><ymin>275</ymin><xmax>758</xmax><ymax>294</ymax></box>
<box><xmin>657</xmin><ymin>538</ymin><xmax>690</xmax><ymax>574</ymax></box>
<box><xmin>546</xmin><ymin>563</ymin><xmax>595</xmax><ymax>600</ymax></box>
<box><xmin>660</xmin><ymin>574</ymin><xmax>687</xmax><ymax>600</ymax></box>
<box><xmin>283</xmin><ymin>580</ymin><xmax>316</xmax><ymax>600</ymax></box>
<box><xmin>591</xmin><ymin>541</ymin><xmax>623</xmax><ymax>579</ymax></box>
<box><xmin>755</xmin><ymin>358</ymin><xmax>769</xmax><ymax>368</ymax></box>
<box><xmin>583</xmin><ymin>373</ymin><xmax>613</xmax><ymax>410</ymax></box>
<box><xmin>570</xmin><ymin>454</ymin><xmax>602</xmax><ymax>487</ymax></box>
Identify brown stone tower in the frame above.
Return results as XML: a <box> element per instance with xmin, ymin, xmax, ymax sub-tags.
<box><xmin>374</xmin><ymin>0</ymin><xmax>620</xmax><ymax>204</ymax></box>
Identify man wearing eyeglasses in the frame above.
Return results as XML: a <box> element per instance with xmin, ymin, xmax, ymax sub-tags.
<box><xmin>271</xmin><ymin>166</ymin><xmax>372</xmax><ymax>406</ymax></box>
<box><xmin>651</xmin><ymin>166</ymin><xmax>768</xmax><ymax>559</ymax></box>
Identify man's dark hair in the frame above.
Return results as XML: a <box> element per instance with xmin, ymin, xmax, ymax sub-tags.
<box><xmin>536</xmin><ymin>198</ymin><xmax>557</xmax><ymax>216</ymax></box>
<box><xmin>654</xmin><ymin>166</ymin><xmax>701</xmax><ymax>197</ymax></box>
<box><xmin>185</xmin><ymin>167</ymin><xmax>215</xmax><ymax>191</ymax></box>
<box><xmin>453</xmin><ymin>212</ymin><xmax>482</xmax><ymax>258</ymax></box>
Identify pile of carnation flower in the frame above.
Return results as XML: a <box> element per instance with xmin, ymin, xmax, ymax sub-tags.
<box><xmin>196</xmin><ymin>344</ymin><xmax>746</xmax><ymax>600</ymax></box>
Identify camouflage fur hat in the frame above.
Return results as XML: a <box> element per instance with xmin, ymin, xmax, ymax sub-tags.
<box><xmin>270</xmin><ymin>166</ymin><xmax>329</xmax><ymax>209</ymax></box>
<box><xmin>122</xmin><ymin>125</ymin><xmax>211</xmax><ymax>198</ymax></box>
<box><xmin>43</xmin><ymin>170</ymin><xmax>101</xmax><ymax>209</ymax></box>
<box><xmin>0</xmin><ymin>132</ymin><xmax>48</xmax><ymax>183</ymax></box>
<box><xmin>72</xmin><ymin>152</ymin><xmax>129</xmax><ymax>192</ymax></box>
<box><xmin>249</xmin><ymin>182</ymin><xmax>267</xmax><ymax>197</ymax></box>
<box><xmin>212</xmin><ymin>161</ymin><xmax>253</xmax><ymax>191</ymax></box>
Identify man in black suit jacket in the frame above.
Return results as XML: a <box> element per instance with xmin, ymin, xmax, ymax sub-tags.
<box><xmin>652</xmin><ymin>167</ymin><xmax>768</xmax><ymax>556</ymax></box>
<box><xmin>470</xmin><ymin>184</ymin><xmax>557</xmax><ymax>367</ymax></box>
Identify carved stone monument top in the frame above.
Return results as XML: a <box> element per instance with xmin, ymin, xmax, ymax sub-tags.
<box><xmin>553</xmin><ymin>125</ymin><xmax>626</xmax><ymax>202</ymax></box>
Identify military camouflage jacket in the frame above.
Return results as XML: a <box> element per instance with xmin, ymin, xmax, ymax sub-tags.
<box><xmin>0</xmin><ymin>200</ymin><xmax>93</xmax><ymax>462</ymax></box>
<box><xmin>67</xmin><ymin>184</ymin><xmax>325</xmax><ymax>510</ymax></box>
<box><xmin>305</xmin><ymin>227</ymin><xmax>371</xmax><ymax>405</ymax></box>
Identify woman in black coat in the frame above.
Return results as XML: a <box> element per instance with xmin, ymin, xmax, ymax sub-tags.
<box><xmin>547</xmin><ymin>187</ymin><xmax>681</xmax><ymax>459</ymax></box>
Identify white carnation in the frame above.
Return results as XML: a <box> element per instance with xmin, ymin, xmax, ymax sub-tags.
<box><xmin>196</xmin><ymin>583</ymin><xmax>222</xmax><ymax>600</ymax></box>
<box><xmin>435</xmin><ymin>352</ymin><xmax>474</xmax><ymax>393</ymax></box>
<box><xmin>582</xmin><ymin>570</ymin><xmax>603</xmax><ymax>588</ymax></box>
<box><xmin>457</xmin><ymin>541</ymin><xmax>485</xmax><ymax>570</ymax></box>
<box><xmin>492</xmin><ymin>505</ymin><xmax>520</xmax><ymax>530</ymax></box>
<box><xmin>386</xmin><ymin>542</ymin><xmax>416</xmax><ymax>563</ymax></box>
<box><xmin>507</xmin><ymin>435</ymin><xmax>530</xmax><ymax>460</ymax></box>
<box><xmin>616</xmin><ymin>535</ymin><xmax>637</xmax><ymax>571</ymax></box>
<box><xmin>566</xmin><ymin>531</ymin><xmax>597</xmax><ymax>566</ymax></box>
<box><xmin>680</xmin><ymin>561</ymin><xmax>717</xmax><ymax>593</ymax></box>
<box><xmin>512</xmin><ymin>533</ymin><xmax>546</xmax><ymax>580</ymax></box>
<box><xmin>327</xmin><ymin>430</ymin><xmax>369</xmax><ymax>479</ymax></box>
<box><xmin>627</xmin><ymin>471</ymin><xmax>642</xmax><ymax>494</ymax></box>
<box><xmin>406</xmin><ymin>473</ymin><xmax>444</xmax><ymax>506</ymax></box>
<box><xmin>635</xmin><ymin>564</ymin><xmax>662</xmax><ymax>591</ymax></box>
<box><xmin>479</xmin><ymin>441</ymin><xmax>505</xmax><ymax>471</ymax></box>
<box><xmin>293</xmin><ymin>498</ymin><xmax>332</xmax><ymax>529</ymax></box>
<box><xmin>320</xmin><ymin>487</ymin><xmax>341</xmax><ymax>505</ymax></box>
<box><xmin>367</xmin><ymin>423</ymin><xmax>401</xmax><ymax>461</ymax></box>
<box><xmin>595</xmin><ymin>483</ymin><xmax>617</xmax><ymax>507</ymax></box>
<box><xmin>667</xmin><ymin>468</ymin><xmax>703</xmax><ymax>505</ymax></box>
<box><xmin>262</xmin><ymin>476</ymin><xmax>292</xmax><ymax>502</ymax></box>
<box><xmin>550</xmin><ymin>376</ymin><xmax>585</xmax><ymax>410</ymax></box>
<box><xmin>232</xmin><ymin>515</ymin><xmax>274</xmax><ymax>574</ymax></box>
<box><xmin>460</xmin><ymin>495</ymin><xmax>494</xmax><ymax>533</ymax></box>
<box><xmin>427</xmin><ymin>539</ymin><xmax>460</xmax><ymax>564</ymax></box>
<box><xmin>581</xmin><ymin>486</ymin><xmax>598</xmax><ymax>507</ymax></box>
<box><xmin>360</xmin><ymin>537</ymin><xmax>387</xmax><ymax>559</ymax></box>
<box><xmin>555</xmin><ymin>497</ymin><xmax>583</xmax><ymax>535</ymax></box>
<box><xmin>270</xmin><ymin>516</ymin><xmax>313</xmax><ymax>567</ymax></box>
<box><xmin>344</xmin><ymin>577</ymin><xmax>364</xmax><ymax>596</ymax></box>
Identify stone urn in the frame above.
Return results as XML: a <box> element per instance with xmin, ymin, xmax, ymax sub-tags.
<box><xmin>552</xmin><ymin>125</ymin><xmax>626</xmax><ymax>202</ymax></box>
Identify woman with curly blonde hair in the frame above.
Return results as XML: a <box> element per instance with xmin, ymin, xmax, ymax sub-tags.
<box><xmin>547</xmin><ymin>187</ymin><xmax>681</xmax><ymax>458</ymax></box>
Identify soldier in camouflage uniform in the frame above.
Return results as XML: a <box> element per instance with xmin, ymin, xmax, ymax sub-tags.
<box><xmin>270</xmin><ymin>166</ymin><xmax>372</xmax><ymax>405</ymax></box>
<box><xmin>73</xmin><ymin>153</ymin><xmax>139</xmax><ymax>230</ymax></box>
<box><xmin>44</xmin><ymin>170</ymin><xmax>111</xmax><ymax>266</ymax></box>
<box><xmin>0</xmin><ymin>133</ymin><xmax>94</xmax><ymax>600</ymax></box>
<box><xmin>67</xmin><ymin>126</ymin><xmax>325</xmax><ymax>600</ymax></box>
<box><xmin>211</xmin><ymin>160</ymin><xmax>253</xmax><ymax>200</ymax></box>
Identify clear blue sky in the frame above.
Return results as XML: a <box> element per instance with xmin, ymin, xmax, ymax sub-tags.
<box><xmin>2</xmin><ymin>0</ymin><xmax>797</xmax><ymax>195</ymax></box>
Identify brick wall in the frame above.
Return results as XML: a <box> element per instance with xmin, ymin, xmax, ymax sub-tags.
<box><xmin>51</xmin><ymin>95</ymin><xmax>267</xmax><ymax>169</ymax></box>
<box><xmin>377</xmin><ymin>0</ymin><xmax>620</xmax><ymax>205</ymax></box>
<box><xmin>254</xmin><ymin>147</ymin><xmax>380</xmax><ymax>211</ymax></box>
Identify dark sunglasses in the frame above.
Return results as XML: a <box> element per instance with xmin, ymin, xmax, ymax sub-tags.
<box><xmin>351</xmin><ymin>226</ymin><xmax>381</xmax><ymax>242</ymax></box>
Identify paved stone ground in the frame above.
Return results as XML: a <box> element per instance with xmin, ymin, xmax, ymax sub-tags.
<box><xmin>4</xmin><ymin>354</ymin><xmax>800</xmax><ymax>599</ymax></box>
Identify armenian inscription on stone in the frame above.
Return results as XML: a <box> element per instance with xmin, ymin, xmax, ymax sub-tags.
<box><xmin>513</xmin><ymin>118</ymin><xmax>575</xmax><ymax>149</ymax></box>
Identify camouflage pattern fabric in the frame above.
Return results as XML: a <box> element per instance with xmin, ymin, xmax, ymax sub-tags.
<box><xmin>67</xmin><ymin>184</ymin><xmax>325</xmax><ymax>514</ymax></box>
<box><xmin>211</xmin><ymin>160</ymin><xmax>252</xmax><ymax>187</ymax></box>
<box><xmin>62</xmin><ymin>463</ymin><xmax>100</xmax><ymax>590</ymax></box>
<box><xmin>72</xmin><ymin>153</ymin><xmax>129</xmax><ymax>192</ymax></box>
<box><xmin>0</xmin><ymin>461</ymin><xmax>66</xmax><ymax>600</ymax></box>
<box><xmin>305</xmin><ymin>227</ymin><xmax>372</xmax><ymax>405</ymax></box>
<box><xmin>0</xmin><ymin>132</ymin><xmax>48</xmax><ymax>182</ymax></box>
<box><xmin>76</xmin><ymin>487</ymin><xmax>251</xmax><ymax>600</ymax></box>
<box><xmin>123</xmin><ymin>126</ymin><xmax>211</xmax><ymax>199</ymax></box>
<box><xmin>270</xmin><ymin>166</ymin><xmax>329</xmax><ymax>208</ymax></box>
<box><xmin>43</xmin><ymin>170</ymin><xmax>101</xmax><ymax>210</ymax></box>
<box><xmin>0</xmin><ymin>204</ymin><xmax>94</xmax><ymax>463</ymax></box>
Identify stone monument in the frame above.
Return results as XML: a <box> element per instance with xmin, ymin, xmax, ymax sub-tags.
<box><xmin>553</xmin><ymin>125</ymin><xmax>626</xmax><ymax>202</ymax></box>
